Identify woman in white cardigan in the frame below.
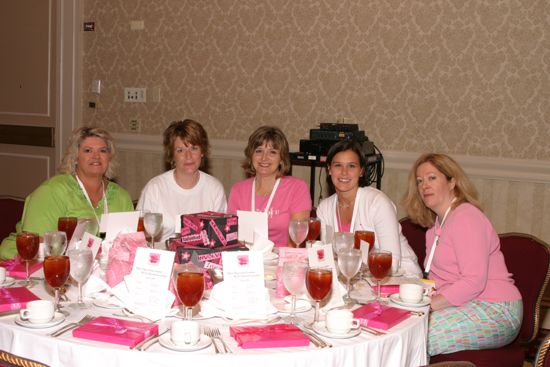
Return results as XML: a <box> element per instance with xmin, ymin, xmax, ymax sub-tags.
<box><xmin>317</xmin><ymin>140</ymin><xmax>421</xmax><ymax>277</ymax></box>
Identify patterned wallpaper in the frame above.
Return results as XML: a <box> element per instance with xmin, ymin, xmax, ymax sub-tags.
<box><xmin>82</xmin><ymin>0</ymin><xmax>549</xmax><ymax>160</ymax></box>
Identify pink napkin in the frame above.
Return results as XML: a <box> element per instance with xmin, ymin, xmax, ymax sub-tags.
<box><xmin>352</xmin><ymin>303</ymin><xmax>410</xmax><ymax>330</ymax></box>
<box><xmin>105</xmin><ymin>232</ymin><xmax>147</xmax><ymax>287</ymax></box>
<box><xmin>0</xmin><ymin>258</ymin><xmax>43</xmax><ymax>279</ymax></box>
<box><xmin>371</xmin><ymin>284</ymin><xmax>400</xmax><ymax>297</ymax></box>
<box><xmin>0</xmin><ymin>287</ymin><xmax>41</xmax><ymax>312</ymax></box>
<box><xmin>230</xmin><ymin>324</ymin><xmax>310</xmax><ymax>348</ymax></box>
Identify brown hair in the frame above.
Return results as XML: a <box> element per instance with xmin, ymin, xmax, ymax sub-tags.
<box><xmin>242</xmin><ymin>126</ymin><xmax>291</xmax><ymax>177</ymax></box>
<box><xmin>58</xmin><ymin>126</ymin><xmax>117</xmax><ymax>179</ymax></box>
<box><xmin>402</xmin><ymin>153</ymin><xmax>482</xmax><ymax>228</ymax></box>
<box><xmin>163</xmin><ymin>119</ymin><xmax>210</xmax><ymax>170</ymax></box>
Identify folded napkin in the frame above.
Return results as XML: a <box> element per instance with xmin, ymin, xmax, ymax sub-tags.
<box><xmin>201</xmin><ymin>281</ymin><xmax>277</xmax><ymax>320</ymax></box>
<box><xmin>72</xmin><ymin>316</ymin><xmax>158</xmax><ymax>347</ymax></box>
<box><xmin>249</xmin><ymin>231</ymin><xmax>275</xmax><ymax>259</ymax></box>
<box><xmin>0</xmin><ymin>258</ymin><xmax>42</xmax><ymax>279</ymax></box>
<box><xmin>352</xmin><ymin>303</ymin><xmax>410</xmax><ymax>330</ymax></box>
<box><xmin>230</xmin><ymin>324</ymin><xmax>309</xmax><ymax>348</ymax></box>
<box><xmin>0</xmin><ymin>287</ymin><xmax>40</xmax><ymax>312</ymax></box>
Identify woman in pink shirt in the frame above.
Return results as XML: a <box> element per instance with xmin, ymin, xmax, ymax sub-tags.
<box><xmin>403</xmin><ymin>153</ymin><xmax>522</xmax><ymax>357</ymax></box>
<box><xmin>227</xmin><ymin>126</ymin><xmax>311</xmax><ymax>247</ymax></box>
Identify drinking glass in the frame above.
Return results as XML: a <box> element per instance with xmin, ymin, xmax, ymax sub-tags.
<box><xmin>15</xmin><ymin>232</ymin><xmax>40</xmax><ymax>287</ymax></box>
<box><xmin>44</xmin><ymin>255</ymin><xmax>71</xmax><ymax>315</ymax></box>
<box><xmin>306</xmin><ymin>217</ymin><xmax>321</xmax><ymax>247</ymax></box>
<box><xmin>282</xmin><ymin>261</ymin><xmax>307</xmax><ymax>323</ymax></box>
<box><xmin>368</xmin><ymin>250</ymin><xmax>392</xmax><ymax>303</ymax></box>
<box><xmin>289</xmin><ymin>219</ymin><xmax>308</xmax><ymax>248</ymax></box>
<box><xmin>337</xmin><ymin>248</ymin><xmax>362</xmax><ymax>306</ymax></box>
<box><xmin>78</xmin><ymin>217</ymin><xmax>100</xmax><ymax>238</ymax></box>
<box><xmin>333</xmin><ymin>232</ymin><xmax>354</xmax><ymax>256</ymax></box>
<box><xmin>43</xmin><ymin>231</ymin><xmax>68</xmax><ymax>257</ymax></box>
<box><xmin>173</xmin><ymin>263</ymin><xmax>205</xmax><ymax>320</ymax></box>
<box><xmin>143</xmin><ymin>213</ymin><xmax>163</xmax><ymax>248</ymax></box>
<box><xmin>58</xmin><ymin>217</ymin><xmax>78</xmax><ymax>242</ymax></box>
<box><xmin>68</xmin><ymin>248</ymin><xmax>94</xmax><ymax>308</ymax></box>
<box><xmin>305</xmin><ymin>267</ymin><xmax>333</xmax><ymax>325</ymax></box>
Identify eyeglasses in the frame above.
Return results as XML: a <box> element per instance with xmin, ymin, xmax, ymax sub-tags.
<box><xmin>175</xmin><ymin>145</ymin><xmax>201</xmax><ymax>155</ymax></box>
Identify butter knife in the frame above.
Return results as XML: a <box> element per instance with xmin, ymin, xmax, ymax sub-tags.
<box><xmin>0</xmin><ymin>310</ymin><xmax>20</xmax><ymax>318</ymax></box>
<box><xmin>134</xmin><ymin>330</ymin><xmax>169</xmax><ymax>351</ymax></box>
<box><xmin>297</xmin><ymin>324</ymin><xmax>332</xmax><ymax>348</ymax></box>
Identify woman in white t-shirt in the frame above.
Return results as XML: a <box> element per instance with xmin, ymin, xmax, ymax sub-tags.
<box><xmin>137</xmin><ymin>119</ymin><xmax>227</xmax><ymax>243</ymax></box>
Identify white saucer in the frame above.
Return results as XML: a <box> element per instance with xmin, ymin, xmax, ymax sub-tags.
<box><xmin>15</xmin><ymin>312</ymin><xmax>65</xmax><ymax>329</ymax></box>
<box><xmin>0</xmin><ymin>277</ymin><xmax>16</xmax><ymax>287</ymax></box>
<box><xmin>312</xmin><ymin>322</ymin><xmax>361</xmax><ymax>339</ymax></box>
<box><xmin>274</xmin><ymin>299</ymin><xmax>312</xmax><ymax>314</ymax></box>
<box><xmin>93</xmin><ymin>297</ymin><xmax>124</xmax><ymax>309</ymax></box>
<box><xmin>159</xmin><ymin>333</ymin><xmax>212</xmax><ymax>352</ymax></box>
<box><xmin>389</xmin><ymin>294</ymin><xmax>430</xmax><ymax>307</ymax></box>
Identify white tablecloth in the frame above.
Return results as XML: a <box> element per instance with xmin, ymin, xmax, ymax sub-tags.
<box><xmin>0</xmin><ymin>280</ymin><xmax>428</xmax><ymax>367</ymax></box>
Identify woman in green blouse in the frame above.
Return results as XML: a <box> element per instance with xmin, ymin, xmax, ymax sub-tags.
<box><xmin>0</xmin><ymin>126</ymin><xmax>134</xmax><ymax>259</ymax></box>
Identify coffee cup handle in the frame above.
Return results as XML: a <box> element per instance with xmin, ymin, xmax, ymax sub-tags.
<box><xmin>351</xmin><ymin>319</ymin><xmax>361</xmax><ymax>330</ymax></box>
<box><xmin>19</xmin><ymin>309</ymin><xmax>30</xmax><ymax>320</ymax></box>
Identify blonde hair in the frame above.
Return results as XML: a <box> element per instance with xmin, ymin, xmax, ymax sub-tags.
<box><xmin>242</xmin><ymin>126</ymin><xmax>291</xmax><ymax>177</ymax></box>
<box><xmin>402</xmin><ymin>153</ymin><xmax>481</xmax><ymax>228</ymax></box>
<box><xmin>58</xmin><ymin>126</ymin><xmax>117</xmax><ymax>179</ymax></box>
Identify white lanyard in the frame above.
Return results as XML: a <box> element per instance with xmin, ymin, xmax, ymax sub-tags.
<box><xmin>75</xmin><ymin>174</ymin><xmax>108</xmax><ymax>225</ymax></box>
<box><xmin>251</xmin><ymin>178</ymin><xmax>281</xmax><ymax>213</ymax></box>
<box><xmin>423</xmin><ymin>198</ymin><xmax>456</xmax><ymax>277</ymax></box>
<box><xmin>333</xmin><ymin>189</ymin><xmax>361</xmax><ymax>232</ymax></box>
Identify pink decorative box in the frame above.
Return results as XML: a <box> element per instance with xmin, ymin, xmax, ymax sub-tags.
<box><xmin>72</xmin><ymin>316</ymin><xmax>158</xmax><ymax>347</ymax></box>
<box><xmin>230</xmin><ymin>324</ymin><xmax>310</xmax><ymax>349</ymax></box>
<box><xmin>180</xmin><ymin>211</ymin><xmax>238</xmax><ymax>248</ymax></box>
<box><xmin>371</xmin><ymin>284</ymin><xmax>400</xmax><ymax>297</ymax></box>
<box><xmin>0</xmin><ymin>258</ymin><xmax>43</xmax><ymax>279</ymax></box>
<box><xmin>352</xmin><ymin>303</ymin><xmax>410</xmax><ymax>330</ymax></box>
<box><xmin>0</xmin><ymin>287</ymin><xmax>40</xmax><ymax>312</ymax></box>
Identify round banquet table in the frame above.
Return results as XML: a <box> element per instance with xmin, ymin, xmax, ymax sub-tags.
<box><xmin>0</xmin><ymin>278</ymin><xmax>428</xmax><ymax>367</ymax></box>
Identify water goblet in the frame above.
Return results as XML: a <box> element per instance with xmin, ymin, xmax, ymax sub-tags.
<box><xmin>44</xmin><ymin>255</ymin><xmax>71</xmax><ymax>315</ymax></box>
<box><xmin>15</xmin><ymin>232</ymin><xmax>40</xmax><ymax>288</ymax></box>
<box><xmin>337</xmin><ymin>248</ymin><xmax>362</xmax><ymax>306</ymax></box>
<box><xmin>368</xmin><ymin>250</ymin><xmax>392</xmax><ymax>304</ymax></box>
<box><xmin>68</xmin><ymin>248</ymin><xmax>94</xmax><ymax>308</ymax></box>
<box><xmin>143</xmin><ymin>212</ymin><xmax>162</xmax><ymax>248</ymax></box>
<box><xmin>305</xmin><ymin>266</ymin><xmax>333</xmax><ymax>325</ymax></box>
<box><xmin>333</xmin><ymin>232</ymin><xmax>354</xmax><ymax>257</ymax></box>
<box><xmin>43</xmin><ymin>231</ymin><xmax>68</xmax><ymax>257</ymax></box>
<box><xmin>173</xmin><ymin>263</ymin><xmax>204</xmax><ymax>320</ymax></box>
<box><xmin>354</xmin><ymin>230</ymin><xmax>375</xmax><ymax>280</ymax></box>
<box><xmin>282</xmin><ymin>261</ymin><xmax>308</xmax><ymax>323</ymax></box>
<box><xmin>289</xmin><ymin>219</ymin><xmax>309</xmax><ymax>248</ymax></box>
<box><xmin>306</xmin><ymin>217</ymin><xmax>321</xmax><ymax>247</ymax></box>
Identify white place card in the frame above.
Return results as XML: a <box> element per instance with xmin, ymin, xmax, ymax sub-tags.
<box><xmin>122</xmin><ymin>247</ymin><xmax>175</xmax><ymax>320</ymax></box>
<box><xmin>236</xmin><ymin>210</ymin><xmax>268</xmax><ymax>244</ymax></box>
<box><xmin>221</xmin><ymin>251</ymin><xmax>267</xmax><ymax>320</ymax></box>
<box><xmin>100</xmin><ymin>211</ymin><xmax>140</xmax><ymax>241</ymax></box>
<box><xmin>307</xmin><ymin>244</ymin><xmax>346</xmax><ymax>311</ymax></box>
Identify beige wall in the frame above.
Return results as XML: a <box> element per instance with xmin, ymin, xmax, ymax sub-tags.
<box><xmin>81</xmin><ymin>1</ymin><xmax>550</xmax><ymax>243</ymax></box>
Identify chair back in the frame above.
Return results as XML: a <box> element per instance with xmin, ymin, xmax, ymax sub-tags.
<box><xmin>399</xmin><ymin>216</ymin><xmax>428</xmax><ymax>272</ymax></box>
<box><xmin>535</xmin><ymin>333</ymin><xmax>550</xmax><ymax>367</ymax></box>
<box><xmin>0</xmin><ymin>196</ymin><xmax>25</xmax><ymax>240</ymax></box>
<box><xmin>499</xmin><ymin>232</ymin><xmax>550</xmax><ymax>344</ymax></box>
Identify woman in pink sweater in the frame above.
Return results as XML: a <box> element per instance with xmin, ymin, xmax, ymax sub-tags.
<box><xmin>403</xmin><ymin>153</ymin><xmax>522</xmax><ymax>356</ymax></box>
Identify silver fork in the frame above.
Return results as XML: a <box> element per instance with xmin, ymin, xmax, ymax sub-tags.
<box><xmin>204</xmin><ymin>327</ymin><xmax>223</xmax><ymax>354</ymax></box>
<box><xmin>49</xmin><ymin>314</ymin><xmax>94</xmax><ymax>337</ymax></box>
<box><xmin>211</xmin><ymin>327</ymin><xmax>232</xmax><ymax>353</ymax></box>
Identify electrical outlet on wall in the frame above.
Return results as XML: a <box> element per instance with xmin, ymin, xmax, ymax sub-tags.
<box><xmin>129</xmin><ymin>119</ymin><xmax>141</xmax><ymax>132</ymax></box>
<box><xmin>124</xmin><ymin>88</ymin><xmax>146</xmax><ymax>102</ymax></box>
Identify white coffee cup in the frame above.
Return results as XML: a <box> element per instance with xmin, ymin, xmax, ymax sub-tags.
<box><xmin>399</xmin><ymin>283</ymin><xmax>426</xmax><ymax>304</ymax></box>
<box><xmin>325</xmin><ymin>309</ymin><xmax>361</xmax><ymax>334</ymax></box>
<box><xmin>19</xmin><ymin>300</ymin><xmax>55</xmax><ymax>324</ymax></box>
<box><xmin>171</xmin><ymin>320</ymin><xmax>200</xmax><ymax>346</ymax></box>
<box><xmin>0</xmin><ymin>267</ymin><xmax>6</xmax><ymax>284</ymax></box>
